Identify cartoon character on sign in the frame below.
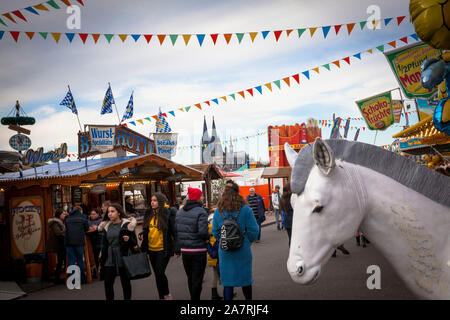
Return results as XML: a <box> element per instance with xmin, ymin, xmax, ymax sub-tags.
<box><xmin>12</xmin><ymin>201</ymin><xmax>42</xmax><ymax>256</ymax></box>
<box><xmin>410</xmin><ymin>0</ymin><xmax>450</xmax><ymax>135</ymax></box>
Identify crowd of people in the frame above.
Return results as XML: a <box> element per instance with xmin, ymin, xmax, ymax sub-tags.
<box><xmin>44</xmin><ymin>180</ymin><xmax>312</xmax><ymax>300</ymax></box>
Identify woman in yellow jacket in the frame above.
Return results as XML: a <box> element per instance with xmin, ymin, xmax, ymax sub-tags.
<box><xmin>207</xmin><ymin>212</ymin><xmax>222</xmax><ymax>300</ymax></box>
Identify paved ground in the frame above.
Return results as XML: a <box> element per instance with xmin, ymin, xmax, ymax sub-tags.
<box><xmin>18</xmin><ymin>212</ymin><xmax>417</xmax><ymax>300</ymax></box>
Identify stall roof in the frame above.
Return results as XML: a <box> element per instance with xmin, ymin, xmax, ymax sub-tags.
<box><xmin>392</xmin><ymin>115</ymin><xmax>450</xmax><ymax>145</ymax></box>
<box><xmin>0</xmin><ymin>153</ymin><xmax>203</xmax><ymax>189</ymax></box>
<box><xmin>261</xmin><ymin>167</ymin><xmax>292</xmax><ymax>179</ymax></box>
<box><xmin>185</xmin><ymin>163</ymin><xmax>223</xmax><ymax>180</ymax></box>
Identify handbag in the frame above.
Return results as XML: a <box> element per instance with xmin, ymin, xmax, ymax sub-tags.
<box><xmin>122</xmin><ymin>248</ymin><xmax>152</xmax><ymax>280</ymax></box>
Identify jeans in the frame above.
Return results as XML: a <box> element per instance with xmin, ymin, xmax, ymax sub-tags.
<box><xmin>148</xmin><ymin>251</ymin><xmax>171</xmax><ymax>299</ymax></box>
<box><xmin>224</xmin><ymin>285</ymin><xmax>252</xmax><ymax>300</ymax></box>
<box><xmin>103</xmin><ymin>266</ymin><xmax>132</xmax><ymax>300</ymax></box>
<box><xmin>274</xmin><ymin>209</ymin><xmax>281</xmax><ymax>228</ymax></box>
<box><xmin>182</xmin><ymin>252</ymin><xmax>207</xmax><ymax>300</ymax></box>
<box><xmin>257</xmin><ymin>222</ymin><xmax>262</xmax><ymax>241</ymax></box>
<box><xmin>66</xmin><ymin>245</ymin><xmax>86</xmax><ymax>283</ymax></box>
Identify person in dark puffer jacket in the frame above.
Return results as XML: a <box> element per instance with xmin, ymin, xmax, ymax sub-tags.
<box><xmin>176</xmin><ymin>187</ymin><xmax>209</xmax><ymax>300</ymax></box>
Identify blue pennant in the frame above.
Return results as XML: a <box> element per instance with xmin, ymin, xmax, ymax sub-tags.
<box><xmin>262</xmin><ymin>31</ymin><xmax>270</xmax><ymax>39</ymax></box>
<box><xmin>322</xmin><ymin>26</ymin><xmax>331</xmax><ymax>38</ymax></box>
<box><xmin>131</xmin><ymin>34</ymin><xmax>141</xmax><ymax>42</ymax></box>
<box><xmin>255</xmin><ymin>86</ymin><xmax>263</xmax><ymax>94</ymax></box>
<box><xmin>302</xmin><ymin>71</ymin><xmax>310</xmax><ymax>80</ymax></box>
<box><xmin>65</xmin><ymin>33</ymin><xmax>75</xmax><ymax>43</ymax></box>
<box><xmin>197</xmin><ymin>34</ymin><xmax>205</xmax><ymax>46</ymax></box>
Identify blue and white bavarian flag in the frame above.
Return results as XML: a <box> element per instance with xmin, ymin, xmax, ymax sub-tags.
<box><xmin>101</xmin><ymin>85</ymin><xmax>115</xmax><ymax>115</ymax></box>
<box><xmin>155</xmin><ymin>110</ymin><xmax>172</xmax><ymax>133</ymax></box>
<box><xmin>60</xmin><ymin>89</ymin><xmax>78</xmax><ymax>115</ymax></box>
<box><xmin>121</xmin><ymin>92</ymin><xmax>134</xmax><ymax>122</ymax></box>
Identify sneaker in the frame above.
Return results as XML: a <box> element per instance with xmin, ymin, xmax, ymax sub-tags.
<box><xmin>164</xmin><ymin>294</ymin><xmax>173</xmax><ymax>300</ymax></box>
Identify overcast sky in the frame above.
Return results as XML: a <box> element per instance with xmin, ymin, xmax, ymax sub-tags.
<box><xmin>0</xmin><ymin>0</ymin><xmax>417</xmax><ymax>165</ymax></box>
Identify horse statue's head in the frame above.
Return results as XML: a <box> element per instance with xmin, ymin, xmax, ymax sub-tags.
<box><xmin>285</xmin><ymin>138</ymin><xmax>365</xmax><ymax>285</ymax></box>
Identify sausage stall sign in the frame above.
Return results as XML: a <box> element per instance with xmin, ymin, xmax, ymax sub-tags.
<box><xmin>356</xmin><ymin>91</ymin><xmax>395</xmax><ymax>131</ymax></box>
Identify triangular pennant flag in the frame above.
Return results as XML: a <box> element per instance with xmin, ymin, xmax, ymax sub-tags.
<box><xmin>388</xmin><ymin>41</ymin><xmax>396</xmax><ymax>48</ymax></box>
<box><xmin>104</xmin><ymin>34</ymin><xmax>114</xmax><ymax>43</ymax></box>
<box><xmin>178</xmin><ymin>108</ymin><xmax>184</xmax><ymax>112</ymax></box>
<box><xmin>183</xmin><ymin>34</ymin><xmax>191</xmax><ymax>45</ymax></box>
<box><xmin>376</xmin><ymin>45</ymin><xmax>385</xmax><ymax>52</ymax></box>
<box><xmin>157</xmin><ymin>34</ymin><xmax>166</xmax><ymax>45</ymax></box>
<box><xmin>39</xmin><ymin>32</ymin><xmax>48</xmax><ymax>39</ymax></box>
<box><xmin>332</xmin><ymin>60</ymin><xmax>341</xmax><ymax>68</ymax></box>
<box><xmin>274</xmin><ymin>80</ymin><xmax>281</xmax><ymax>89</ymax></box>
<box><xmin>238</xmin><ymin>91</ymin><xmax>245</xmax><ymax>99</ymax></box>
<box><xmin>3</xmin><ymin>13</ymin><xmax>16</xmax><ymax>23</ymax></box>
<box><xmin>372</xmin><ymin>20</ymin><xmax>381</xmax><ymax>30</ymax></box>
<box><xmin>12</xmin><ymin>10</ymin><xmax>27</xmax><ymax>22</ymax></box>
<box><xmin>79</xmin><ymin>33</ymin><xmax>88</xmax><ymax>44</ymax></box>
<box><xmin>204</xmin><ymin>101</ymin><xmax>210</xmax><ymax>106</ymax></box>
<box><xmin>323</xmin><ymin>63</ymin><xmax>330</xmax><ymax>70</ymax></box>
<box><xmin>196</xmin><ymin>34</ymin><xmax>205</xmax><ymax>46</ymax></box>
<box><xmin>210</xmin><ymin>33</ymin><xmax>218</xmax><ymax>45</ymax></box>
<box><xmin>255</xmin><ymin>86</ymin><xmax>263</xmax><ymax>94</ymax></box>
<box><xmin>161</xmin><ymin>113</ymin><xmax>167</xmax><ymax>117</ymax></box>
<box><xmin>309</xmin><ymin>27</ymin><xmax>317</xmax><ymax>37</ymax></box>
<box><xmin>265</xmin><ymin>83</ymin><xmax>272</xmax><ymax>92</ymax></box>
<box><xmin>10</xmin><ymin>31</ymin><xmax>20</xmax><ymax>42</ymax></box>
<box><xmin>185</xmin><ymin>106</ymin><xmax>191</xmax><ymax>112</ymax></box>
<box><xmin>312</xmin><ymin>67</ymin><xmax>319</xmax><ymax>74</ymax></box>
<box><xmin>76</xmin><ymin>0</ymin><xmax>84</xmax><ymax>5</ymax></box>
<box><xmin>34</xmin><ymin>4</ymin><xmax>49</xmax><ymax>11</ymax></box>
<box><xmin>360</xmin><ymin>21</ymin><xmax>367</xmax><ymax>30</ymax></box>
<box><xmin>46</xmin><ymin>0</ymin><xmax>60</xmax><ymax>9</ymax></box>
<box><xmin>411</xmin><ymin>34</ymin><xmax>419</xmax><ymax>41</ymax></box>
<box><xmin>262</xmin><ymin>31</ymin><xmax>270</xmax><ymax>39</ymax></box>
<box><xmin>322</xmin><ymin>26</ymin><xmax>331</xmax><ymax>38</ymax></box>
<box><xmin>137</xmin><ymin>119</ymin><xmax>144</xmax><ymax>125</ymax></box>
<box><xmin>292</xmin><ymin>74</ymin><xmax>300</xmax><ymax>84</ymax></box>
<box><xmin>118</xmin><ymin>34</ymin><xmax>128</xmax><ymax>42</ymax></box>
<box><xmin>152</xmin><ymin>115</ymin><xmax>159</xmax><ymax>121</ymax></box>
<box><xmin>168</xmin><ymin>111</ymin><xmax>175</xmax><ymax>117</ymax></box>
<box><xmin>145</xmin><ymin>117</ymin><xmax>152</xmax><ymax>121</ymax></box>
<box><xmin>51</xmin><ymin>33</ymin><xmax>61</xmax><ymax>43</ymax></box>
<box><xmin>92</xmin><ymin>34</ymin><xmax>100</xmax><ymax>43</ymax></box>
<box><xmin>169</xmin><ymin>34</ymin><xmax>178</xmax><ymax>46</ymax></box>
<box><xmin>343</xmin><ymin>57</ymin><xmax>350</xmax><ymax>65</ymax></box>
<box><xmin>367</xmin><ymin>49</ymin><xmax>373</xmax><ymax>54</ymax></box>
<box><xmin>23</xmin><ymin>31</ymin><xmax>34</xmax><ymax>40</ymax></box>
<box><xmin>347</xmin><ymin>23</ymin><xmax>355</xmax><ymax>35</ymax></box>
<box><xmin>283</xmin><ymin>77</ymin><xmax>291</xmax><ymax>86</ymax></box>
<box><xmin>384</xmin><ymin>18</ymin><xmax>392</xmax><ymax>26</ymax></box>
<box><xmin>249</xmin><ymin>32</ymin><xmax>258</xmax><ymax>42</ymax></box>
<box><xmin>353</xmin><ymin>53</ymin><xmax>361</xmax><ymax>60</ymax></box>
<box><xmin>131</xmin><ymin>34</ymin><xmax>141</xmax><ymax>42</ymax></box>
<box><xmin>334</xmin><ymin>25</ymin><xmax>342</xmax><ymax>35</ymax></box>
<box><xmin>65</xmin><ymin>33</ymin><xmax>74</xmax><ymax>42</ymax></box>
<box><xmin>129</xmin><ymin>121</ymin><xmax>136</xmax><ymax>126</ymax></box>
<box><xmin>397</xmin><ymin>16</ymin><xmax>406</xmax><ymax>25</ymax></box>
<box><xmin>247</xmin><ymin>88</ymin><xmax>254</xmax><ymax>96</ymax></box>
<box><xmin>212</xmin><ymin>98</ymin><xmax>219</xmax><ymax>104</ymax></box>
<box><xmin>122</xmin><ymin>123</ymin><xmax>127</xmax><ymax>127</ymax></box>
<box><xmin>221</xmin><ymin>96</ymin><xmax>227</xmax><ymax>102</ymax></box>
<box><xmin>302</xmin><ymin>71</ymin><xmax>310</xmax><ymax>80</ymax></box>
<box><xmin>24</xmin><ymin>7</ymin><xmax>39</xmax><ymax>15</ymax></box>
<box><xmin>224</xmin><ymin>33</ymin><xmax>233</xmax><ymax>44</ymax></box>
<box><xmin>230</xmin><ymin>93</ymin><xmax>236</xmax><ymax>100</ymax></box>
<box><xmin>195</xmin><ymin>103</ymin><xmax>202</xmax><ymax>110</ymax></box>
<box><xmin>0</xmin><ymin>18</ymin><xmax>6</xmax><ymax>27</ymax></box>
<box><xmin>236</xmin><ymin>33</ymin><xmax>245</xmax><ymax>43</ymax></box>
<box><xmin>60</xmin><ymin>0</ymin><xmax>71</xmax><ymax>6</ymax></box>
<box><xmin>144</xmin><ymin>34</ymin><xmax>153</xmax><ymax>43</ymax></box>
<box><xmin>399</xmin><ymin>37</ymin><xmax>408</xmax><ymax>44</ymax></box>
<box><xmin>274</xmin><ymin>30</ymin><xmax>282</xmax><ymax>41</ymax></box>
<box><xmin>297</xmin><ymin>28</ymin><xmax>306</xmax><ymax>38</ymax></box>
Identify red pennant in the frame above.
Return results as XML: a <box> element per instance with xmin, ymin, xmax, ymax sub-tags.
<box><xmin>334</xmin><ymin>25</ymin><xmax>342</xmax><ymax>35</ymax></box>
<box><xmin>79</xmin><ymin>33</ymin><xmax>88</xmax><ymax>44</ymax></box>
<box><xmin>161</xmin><ymin>113</ymin><xmax>167</xmax><ymax>117</ymax></box>
<box><xmin>211</xmin><ymin>33</ymin><xmax>218</xmax><ymax>45</ymax></box>
<box><xmin>76</xmin><ymin>0</ymin><xmax>84</xmax><ymax>5</ymax></box>
<box><xmin>399</xmin><ymin>37</ymin><xmax>408</xmax><ymax>44</ymax></box>
<box><xmin>122</xmin><ymin>123</ymin><xmax>127</xmax><ymax>127</ymax></box>
<box><xmin>204</xmin><ymin>101</ymin><xmax>210</xmax><ymax>106</ymax></box>
<box><xmin>343</xmin><ymin>57</ymin><xmax>350</xmax><ymax>65</ymax></box>
<box><xmin>10</xmin><ymin>31</ymin><xmax>20</xmax><ymax>42</ymax></box>
<box><xmin>292</xmin><ymin>74</ymin><xmax>300</xmax><ymax>84</ymax></box>
<box><xmin>144</xmin><ymin>34</ymin><xmax>153</xmax><ymax>43</ymax></box>
<box><xmin>397</xmin><ymin>16</ymin><xmax>406</xmax><ymax>25</ymax></box>
<box><xmin>247</xmin><ymin>89</ymin><xmax>253</xmax><ymax>96</ymax></box>
<box><xmin>274</xmin><ymin>30</ymin><xmax>282</xmax><ymax>41</ymax></box>
<box><xmin>12</xmin><ymin>10</ymin><xmax>27</xmax><ymax>22</ymax></box>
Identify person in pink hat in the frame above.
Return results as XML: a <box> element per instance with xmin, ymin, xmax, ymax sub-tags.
<box><xmin>176</xmin><ymin>187</ymin><xmax>210</xmax><ymax>300</ymax></box>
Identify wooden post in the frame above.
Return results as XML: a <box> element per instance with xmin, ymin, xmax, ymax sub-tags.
<box><xmin>267</xmin><ymin>178</ymin><xmax>273</xmax><ymax>213</ymax></box>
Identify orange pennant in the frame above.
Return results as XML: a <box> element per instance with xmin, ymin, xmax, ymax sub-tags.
<box><xmin>34</xmin><ymin>4</ymin><xmax>49</xmax><ymax>11</ymax></box>
<box><xmin>388</xmin><ymin>41</ymin><xmax>396</xmax><ymax>48</ymax></box>
<box><xmin>224</xmin><ymin>33</ymin><xmax>233</xmax><ymax>44</ymax></box>
<box><xmin>312</xmin><ymin>67</ymin><xmax>320</xmax><ymax>74</ymax></box>
<box><xmin>309</xmin><ymin>28</ymin><xmax>317</xmax><ymax>37</ymax></box>
<box><xmin>51</xmin><ymin>33</ymin><xmax>61</xmax><ymax>43</ymax></box>
<box><xmin>25</xmin><ymin>32</ymin><xmax>35</xmax><ymax>40</ymax></box>
<box><xmin>221</xmin><ymin>96</ymin><xmax>227</xmax><ymax>102</ymax></box>
<box><xmin>137</xmin><ymin>119</ymin><xmax>144</xmax><ymax>125</ymax></box>
<box><xmin>332</xmin><ymin>60</ymin><xmax>340</xmax><ymax>68</ymax></box>
<box><xmin>249</xmin><ymin>32</ymin><xmax>258</xmax><ymax>42</ymax></box>
<box><xmin>119</xmin><ymin>34</ymin><xmax>128</xmax><ymax>42</ymax></box>
<box><xmin>347</xmin><ymin>23</ymin><xmax>355</xmax><ymax>35</ymax></box>
<box><xmin>367</xmin><ymin>49</ymin><xmax>373</xmax><ymax>54</ymax></box>
<box><xmin>91</xmin><ymin>34</ymin><xmax>100</xmax><ymax>43</ymax></box>
<box><xmin>238</xmin><ymin>91</ymin><xmax>245</xmax><ymax>99</ymax></box>
<box><xmin>183</xmin><ymin>34</ymin><xmax>191</xmax><ymax>45</ymax></box>
<box><xmin>195</xmin><ymin>103</ymin><xmax>202</xmax><ymax>110</ymax></box>
<box><xmin>2</xmin><ymin>13</ymin><xmax>16</xmax><ymax>23</ymax></box>
<box><xmin>157</xmin><ymin>34</ymin><xmax>166</xmax><ymax>45</ymax></box>
<box><xmin>286</xmin><ymin>29</ymin><xmax>293</xmax><ymax>37</ymax></box>
<box><xmin>283</xmin><ymin>77</ymin><xmax>291</xmax><ymax>87</ymax></box>
<box><xmin>152</xmin><ymin>115</ymin><xmax>159</xmax><ymax>121</ymax></box>
<box><xmin>265</xmin><ymin>83</ymin><xmax>272</xmax><ymax>92</ymax></box>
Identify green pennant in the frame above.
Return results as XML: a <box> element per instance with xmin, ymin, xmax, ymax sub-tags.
<box><xmin>0</xmin><ymin>18</ymin><xmax>7</xmax><ymax>27</ymax></box>
<box><xmin>39</xmin><ymin>32</ymin><xmax>48</xmax><ymax>39</ymax></box>
<box><xmin>360</xmin><ymin>21</ymin><xmax>367</xmax><ymax>30</ymax></box>
<box><xmin>376</xmin><ymin>45</ymin><xmax>385</xmax><ymax>52</ymax></box>
<box><xmin>170</xmin><ymin>34</ymin><xmax>178</xmax><ymax>46</ymax></box>
<box><xmin>323</xmin><ymin>64</ymin><xmax>330</xmax><ymax>71</ymax></box>
<box><xmin>104</xmin><ymin>34</ymin><xmax>114</xmax><ymax>43</ymax></box>
<box><xmin>236</xmin><ymin>33</ymin><xmax>245</xmax><ymax>44</ymax></box>
<box><xmin>297</xmin><ymin>28</ymin><xmax>306</xmax><ymax>38</ymax></box>
<box><xmin>47</xmin><ymin>0</ymin><xmax>60</xmax><ymax>9</ymax></box>
<box><xmin>230</xmin><ymin>93</ymin><xmax>236</xmax><ymax>100</ymax></box>
<box><xmin>185</xmin><ymin>106</ymin><xmax>191</xmax><ymax>112</ymax></box>
<box><xmin>145</xmin><ymin>117</ymin><xmax>151</xmax><ymax>122</ymax></box>
<box><xmin>274</xmin><ymin>80</ymin><xmax>281</xmax><ymax>89</ymax></box>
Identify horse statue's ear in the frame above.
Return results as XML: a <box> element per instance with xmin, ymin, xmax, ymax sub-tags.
<box><xmin>284</xmin><ymin>143</ymin><xmax>298</xmax><ymax>167</ymax></box>
<box><xmin>312</xmin><ymin>138</ymin><xmax>335</xmax><ymax>175</ymax></box>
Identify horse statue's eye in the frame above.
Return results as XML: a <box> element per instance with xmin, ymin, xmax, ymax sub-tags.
<box><xmin>312</xmin><ymin>206</ymin><xmax>323</xmax><ymax>213</ymax></box>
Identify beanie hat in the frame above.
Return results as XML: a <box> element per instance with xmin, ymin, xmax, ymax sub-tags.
<box><xmin>188</xmin><ymin>187</ymin><xmax>202</xmax><ymax>201</ymax></box>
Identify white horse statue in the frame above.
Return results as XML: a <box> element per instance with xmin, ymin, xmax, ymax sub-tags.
<box><xmin>285</xmin><ymin>138</ymin><xmax>450</xmax><ymax>299</ymax></box>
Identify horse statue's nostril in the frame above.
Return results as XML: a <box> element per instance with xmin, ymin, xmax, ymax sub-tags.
<box><xmin>296</xmin><ymin>261</ymin><xmax>305</xmax><ymax>276</ymax></box>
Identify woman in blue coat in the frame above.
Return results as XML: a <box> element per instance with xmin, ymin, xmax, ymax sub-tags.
<box><xmin>212</xmin><ymin>184</ymin><xmax>259</xmax><ymax>300</ymax></box>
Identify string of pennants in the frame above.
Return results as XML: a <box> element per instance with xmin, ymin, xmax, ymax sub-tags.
<box><xmin>0</xmin><ymin>15</ymin><xmax>409</xmax><ymax>44</ymax></box>
<box><xmin>119</xmin><ymin>34</ymin><xmax>420</xmax><ymax>128</ymax></box>
<box><xmin>0</xmin><ymin>0</ymin><xmax>84</xmax><ymax>27</ymax></box>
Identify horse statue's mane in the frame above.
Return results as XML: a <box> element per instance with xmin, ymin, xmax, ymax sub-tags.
<box><xmin>291</xmin><ymin>139</ymin><xmax>450</xmax><ymax>208</ymax></box>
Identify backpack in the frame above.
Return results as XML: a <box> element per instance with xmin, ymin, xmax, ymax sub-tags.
<box><xmin>219</xmin><ymin>209</ymin><xmax>244</xmax><ymax>251</ymax></box>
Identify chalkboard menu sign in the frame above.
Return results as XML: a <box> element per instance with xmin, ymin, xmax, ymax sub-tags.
<box><xmin>72</xmin><ymin>187</ymin><xmax>82</xmax><ymax>204</ymax></box>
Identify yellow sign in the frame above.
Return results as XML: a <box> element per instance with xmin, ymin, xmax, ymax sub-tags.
<box><xmin>268</xmin><ymin>143</ymin><xmax>306</xmax><ymax>151</ymax></box>
<box><xmin>356</xmin><ymin>91</ymin><xmax>394</xmax><ymax>130</ymax></box>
